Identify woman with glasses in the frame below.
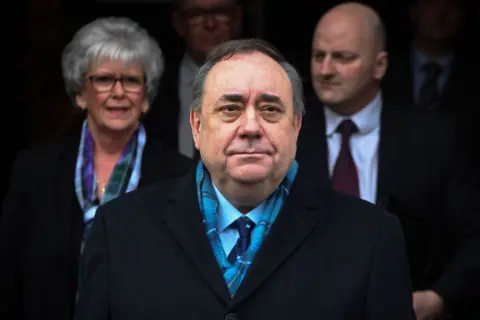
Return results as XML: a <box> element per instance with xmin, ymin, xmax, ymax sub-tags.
<box><xmin>0</xmin><ymin>17</ymin><xmax>192</xmax><ymax>320</ymax></box>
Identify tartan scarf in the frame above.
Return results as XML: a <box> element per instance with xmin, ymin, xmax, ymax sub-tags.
<box><xmin>196</xmin><ymin>160</ymin><xmax>298</xmax><ymax>296</ymax></box>
<box><xmin>75</xmin><ymin>120</ymin><xmax>146</xmax><ymax>253</ymax></box>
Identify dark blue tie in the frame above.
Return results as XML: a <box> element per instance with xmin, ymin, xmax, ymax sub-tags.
<box><xmin>418</xmin><ymin>61</ymin><xmax>442</xmax><ymax>110</ymax></box>
<box><xmin>227</xmin><ymin>217</ymin><xmax>255</xmax><ymax>264</ymax></box>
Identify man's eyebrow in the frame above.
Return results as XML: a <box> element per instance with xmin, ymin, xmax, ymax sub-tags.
<box><xmin>218</xmin><ymin>93</ymin><xmax>285</xmax><ymax>108</ymax></box>
<box><xmin>219</xmin><ymin>94</ymin><xmax>244</xmax><ymax>103</ymax></box>
<box><xmin>257</xmin><ymin>93</ymin><xmax>282</xmax><ymax>104</ymax></box>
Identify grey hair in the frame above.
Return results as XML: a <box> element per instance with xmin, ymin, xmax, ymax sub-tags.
<box><xmin>191</xmin><ymin>39</ymin><xmax>305</xmax><ymax>115</ymax></box>
<box><xmin>61</xmin><ymin>17</ymin><xmax>164</xmax><ymax>108</ymax></box>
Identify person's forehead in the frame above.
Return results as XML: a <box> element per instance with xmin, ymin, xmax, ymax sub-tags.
<box><xmin>90</xmin><ymin>59</ymin><xmax>143</xmax><ymax>73</ymax></box>
<box><xmin>205</xmin><ymin>53</ymin><xmax>292</xmax><ymax>97</ymax></box>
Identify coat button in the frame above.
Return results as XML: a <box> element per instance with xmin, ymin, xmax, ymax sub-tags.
<box><xmin>225</xmin><ymin>313</ymin><xmax>238</xmax><ymax>320</ymax></box>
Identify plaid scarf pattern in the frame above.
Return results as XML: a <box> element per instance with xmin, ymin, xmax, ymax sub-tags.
<box><xmin>196</xmin><ymin>160</ymin><xmax>298</xmax><ymax>296</ymax></box>
<box><xmin>75</xmin><ymin>120</ymin><xmax>147</xmax><ymax>253</ymax></box>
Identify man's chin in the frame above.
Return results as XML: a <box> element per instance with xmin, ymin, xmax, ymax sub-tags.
<box><xmin>230</xmin><ymin>168</ymin><xmax>270</xmax><ymax>185</ymax></box>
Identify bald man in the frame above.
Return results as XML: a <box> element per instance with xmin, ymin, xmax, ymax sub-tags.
<box><xmin>297</xmin><ymin>2</ymin><xmax>480</xmax><ymax>320</ymax></box>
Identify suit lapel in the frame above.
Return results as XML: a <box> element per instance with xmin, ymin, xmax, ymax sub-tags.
<box><xmin>227</xmin><ymin>170</ymin><xmax>329</xmax><ymax>309</ymax></box>
<box><xmin>163</xmin><ymin>170</ymin><xmax>231</xmax><ymax>303</ymax></box>
<box><xmin>375</xmin><ymin>103</ymin><xmax>408</xmax><ymax>208</ymax></box>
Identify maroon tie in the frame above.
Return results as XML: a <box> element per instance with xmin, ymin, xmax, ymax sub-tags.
<box><xmin>331</xmin><ymin>119</ymin><xmax>360</xmax><ymax>197</ymax></box>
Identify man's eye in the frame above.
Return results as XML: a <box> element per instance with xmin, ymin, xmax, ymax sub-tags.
<box><xmin>222</xmin><ymin>105</ymin><xmax>240</xmax><ymax>112</ymax></box>
<box><xmin>262</xmin><ymin>105</ymin><xmax>280</xmax><ymax>113</ymax></box>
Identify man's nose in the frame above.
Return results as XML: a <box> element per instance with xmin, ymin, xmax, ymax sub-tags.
<box><xmin>318</xmin><ymin>57</ymin><xmax>334</xmax><ymax>76</ymax></box>
<box><xmin>238</xmin><ymin>108</ymin><xmax>262</xmax><ymax>138</ymax></box>
<box><xmin>203</xmin><ymin>14</ymin><xmax>218</xmax><ymax>30</ymax></box>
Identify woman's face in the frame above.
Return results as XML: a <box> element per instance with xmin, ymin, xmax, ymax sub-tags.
<box><xmin>76</xmin><ymin>59</ymin><xmax>148</xmax><ymax>134</ymax></box>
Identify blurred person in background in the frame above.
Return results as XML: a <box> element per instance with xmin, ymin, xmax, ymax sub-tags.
<box><xmin>0</xmin><ymin>16</ymin><xmax>192</xmax><ymax>320</ymax></box>
<box><xmin>144</xmin><ymin>0</ymin><xmax>242</xmax><ymax>159</ymax></box>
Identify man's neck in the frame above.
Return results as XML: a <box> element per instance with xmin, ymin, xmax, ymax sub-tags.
<box><xmin>213</xmin><ymin>178</ymin><xmax>279</xmax><ymax>214</ymax></box>
<box><xmin>412</xmin><ymin>36</ymin><xmax>455</xmax><ymax>60</ymax></box>
<box><xmin>328</xmin><ymin>86</ymin><xmax>380</xmax><ymax>117</ymax></box>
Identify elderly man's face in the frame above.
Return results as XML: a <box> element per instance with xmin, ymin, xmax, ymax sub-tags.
<box><xmin>174</xmin><ymin>0</ymin><xmax>241</xmax><ymax>62</ymax></box>
<box><xmin>191</xmin><ymin>52</ymin><xmax>301</xmax><ymax>187</ymax></box>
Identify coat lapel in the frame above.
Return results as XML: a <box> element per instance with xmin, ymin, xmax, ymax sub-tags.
<box><xmin>227</xmin><ymin>170</ymin><xmax>330</xmax><ymax>309</ymax></box>
<box><xmin>162</xmin><ymin>170</ymin><xmax>231</xmax><ymax>304</ymax></box>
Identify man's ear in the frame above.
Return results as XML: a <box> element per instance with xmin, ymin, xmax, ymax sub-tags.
<box><xmin>190</xmin><ymin>109</ymin><xmax>201</xmax><ymax>149</ymax></box>
<box><xmin>374</xmin><ymin>50</ymin><xmax>388</xmax><ymax>81</ymax></box>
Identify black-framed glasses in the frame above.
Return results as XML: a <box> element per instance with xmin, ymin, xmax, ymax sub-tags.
<box><xmin>181</xmin><ymin>5</ymin><xmax>235</xmax><ymax>25</ymax></box>
<box><xmin>88</xmin><ymin>74</ymin><xmax>145</xmax><ymax>93</ymax></box>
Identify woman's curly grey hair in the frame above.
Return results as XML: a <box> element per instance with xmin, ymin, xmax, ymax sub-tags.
<box><xmin>61</xmin><ymin>17</ymin><xmax>164</xmax><ymax>108</ymax></box>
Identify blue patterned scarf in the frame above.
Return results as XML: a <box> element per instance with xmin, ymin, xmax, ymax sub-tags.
<box><xmin>75</xmin><ymin>120</ymin><xmax>147</xmax><ymax>252</ymax></box>
<box><xmin>196</xmin><ymin>160</ymin><xmax>298</xmax><ymax>296</ymax></box>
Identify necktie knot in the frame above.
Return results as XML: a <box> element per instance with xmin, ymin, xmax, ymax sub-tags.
<box><xmin>232</xmin><ymin>216</ymin><xmax>255</xmax><ymax>240</ymax></box>
<box><xmin>336</xmin><ymin>119</ymin><xmax>358</xmax><ymax>140</ymax></box>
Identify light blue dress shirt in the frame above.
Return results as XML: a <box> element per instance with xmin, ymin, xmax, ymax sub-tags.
<box><xmin>212</xmin><ymin>183</ymin><xmax>265</xmax><ymax>255</ymax></box>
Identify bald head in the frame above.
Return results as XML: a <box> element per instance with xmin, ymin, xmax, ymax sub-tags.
<box><xmin>316</xmin><ymin>2</ymin><xmax>386</xmax><ymax>51</ymax></box>
<box><xmin>310</xmin><ymin>2</ymin><xmax>388</xmax><ymax>116</ymax></box>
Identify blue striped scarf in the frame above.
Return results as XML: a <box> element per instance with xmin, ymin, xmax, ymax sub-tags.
<box><xmin>74</xmin><ymin>120</ymin><xmax>146</xmax><ymax>253</ymax></box>
<box><xmin>196</xmin><ymin>160</ymin><xmax>298</xmax><ymax>296</ymax></box>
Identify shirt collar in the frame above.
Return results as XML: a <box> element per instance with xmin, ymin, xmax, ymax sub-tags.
<box><xmin>411</xmin><ymin>48</ymin><xmax>454</xmax><ymax>73</ymax></box>
<box><xmin>213</xmin><ymin>183</ymin><xmax>265</xmax><ymax>232</ymax></box>
<box><xmin>324</xmin><ymin>92</ymin><xmax>382</xmax><ymax>136</ymax></box>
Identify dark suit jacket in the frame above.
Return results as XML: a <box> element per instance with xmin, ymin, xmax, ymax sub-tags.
<box><xmin>296</xmin><ymin>94</ymin><xmax>480</xmax><ymax>317</ymax></box>
<box><xmin>74</xmin><ymin>167</ymin><xmax>414</xmax><ymax>320</ymax></box>
<box><xmin>382</xmin><ymin>49</ymin><xmax>480</xmax><ymax>164</ymax></box>
<box><xmin>0</xmin><ymin>130</ymin><xmax>193</xmax><ymax>320</ymax></box>
<box><xmin>143</xmin><ymin>58</ymin><xmax>182</xmax><ymax>151</ymax></box>
<box><xmin>382</xmin><ymin>49</ymin><xmax>477</xmax><ymax>114</ymax></box>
